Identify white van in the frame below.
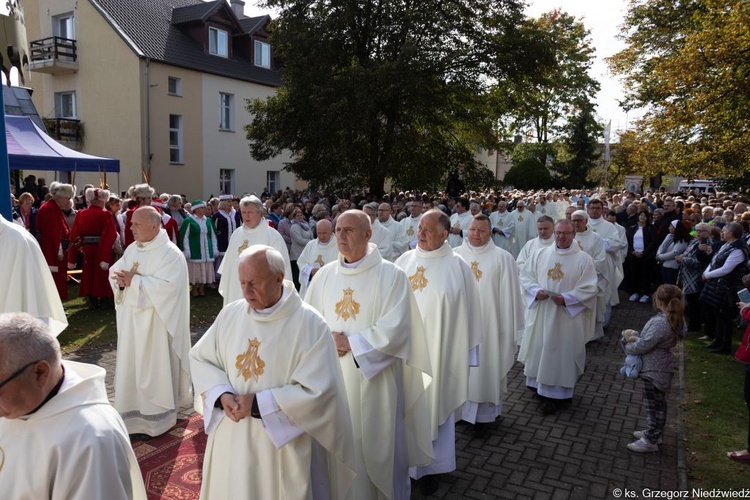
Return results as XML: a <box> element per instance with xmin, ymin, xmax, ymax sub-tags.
<box><xmin>678</xmin><ymin>179</ymin><xmax>718</xmax><ymax>194</ymax></box>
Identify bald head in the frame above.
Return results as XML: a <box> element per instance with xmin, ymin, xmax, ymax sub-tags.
<box><xmin>238</xmin><ymin>245</ymin><xmax>285</xmax><ymax>310</ymax></box>
<box><xmin>131</xmin><ymin>206</ymin><xmax>161</xmax><ymax>242</ymax></box>
<box><xmin>316</xmin><ymin>219</ymin><xmax>333</xmax><ymax>243</ymax></box>
<box><xmin>336</xmin><ymin>210</ymin><xmax>372</xmax><ymax>262</ymax></box>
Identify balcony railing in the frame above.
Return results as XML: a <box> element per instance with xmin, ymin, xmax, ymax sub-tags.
<box><xmin>43</xmin><ymin>117</ymin><xmax>84</xmax><ymax>145</ymax></box>
<box><xmin>29</xmin><ymin>37</ymin><xmax>78</xmax><ymax>74</ymax></box>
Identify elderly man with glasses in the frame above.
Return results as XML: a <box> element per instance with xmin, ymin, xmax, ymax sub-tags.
<box><xmin>0</xmin><ymin>313</ymin><xmax>146</xmax><ymax>499</ymax></box>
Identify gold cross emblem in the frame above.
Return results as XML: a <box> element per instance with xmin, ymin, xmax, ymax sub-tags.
<box><xmin>236</xmin><ymin>338</ymin><xmax>265</xmax><ymax>382</ymax></box>
<box><xmin>315</xmin><ymin>254</ymin><xmax>325</xmax><ymax>267</ymax></box>
<box><xmin>409</xmin><ymin>266</ymin><xmax>429</xmax><ymax>292</ymax></box>
<box><xmin>238</xmin><ymin>239</ymin><xmax>250</xmax><ymax>255</ymax></box>
<box><xmin>407</xmin><ymin>226</ymin><xmax>414</xmax><ymax>237</ymax></box>
<box><xmin>497</xmin><ymin>220</ymin><xmax>504</xmax><ymax>227</ymax></box>
<box><xmin>547</xmin><ymin>262</ymin><xmax>565</xmax><ymax>281</ymax></box>
<box><xmin>518</xmin><ymin>215</ymin><xmax>524</xmax><ymax>222</ymax></box>
<box><xmin>471</xmin><ymin>261</ymin><xmax>483</xmax><ymax>281</ymax></box>
<box><xmin>541</xmin><ymin>208</ymin><xmax>546</xmax><ymax>214</ymax></box>
<box><xmin>335</xmin><ymin>288</ymin><xmax>360</xmax><ymax>321</ymax></box>
<box><xmin>130</xmin><ymin>261</ymin><xmax>140</xmax><ymax>275</ymax></box>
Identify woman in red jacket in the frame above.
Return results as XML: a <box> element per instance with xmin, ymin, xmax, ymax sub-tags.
<box><xmin>36</xmin><ymin>182</ymin><xmax>74</xmax><ymax>300</ymax></box>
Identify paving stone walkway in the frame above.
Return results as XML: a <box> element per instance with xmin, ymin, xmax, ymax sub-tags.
<box><xmin>64</xmin><ymin>293</ymin><xmax>683</xmax><ymax>499</ymax></box>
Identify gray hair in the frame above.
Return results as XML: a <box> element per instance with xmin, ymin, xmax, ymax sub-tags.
<box><xmin>695</xmin><ymin>222</ymin><xmax>711</xmax><ymax>232</ymax></box>
<box><xmin>239</xmin><ymin>245</ymin><xmax>286</xmax><ymax>276</ymax></box>
<box><xmin>167</xmin><ymin>195</ymin><xmax>183</xmax><ymax>207</ymax></box>
<box><xmin>0</xmin><ymin>313</ymin><xmax>61</xmax><ymax>374</ymax></box>
<box><xmin>572</xmin><ymin>209</ymin><xmax>589</xmax><ymax>220</ymax></box>
<box><xmin>240</xmin><ymin>195</ymin><xmax>263</xmax><ymax>212</ymax></box>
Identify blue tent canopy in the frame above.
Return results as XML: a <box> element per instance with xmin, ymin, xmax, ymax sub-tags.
<box><xmin>5</xmin><ymin>115</ymin><xmax>120</xmax><ymax>172</ymax></box>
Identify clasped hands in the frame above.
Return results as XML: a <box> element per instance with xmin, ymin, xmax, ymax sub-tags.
<box><xmin>535</xmin><ymin>290</ymin><xmax>566</xmax><ymax>306</ymax></box>
<box><xmin>220</xmin><ymin>393</ymin><xmax>256</xmax><ymax>422</ymax></box>
<box><xmin>332</xmin><ymin>331</ymin><xmax>351</xmax><ymax>357</ymax></box>
<box><xmin>112</xmin><ymin>269</ymin><xmax>135</xmax><ymax>287</ymax></box>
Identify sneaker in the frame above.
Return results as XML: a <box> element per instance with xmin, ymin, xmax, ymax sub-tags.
<box><xmin>629</xmin><ymin>293</ymin><xmax>640</xmax><ymax>302</ymax></box>
<box><xmin>632</xmin><ymin>430</ymin><xmax>663</xmax><ymax>444</ymax></box>
<box><xmin>627</xmin><ymin>437</ymin><xmax>659</xmax><ymax>453</ymax></box>
<box><xmin>639</xmin><ymin>295</ymin><xmax>651</xmax><ymax>303</ymax></box>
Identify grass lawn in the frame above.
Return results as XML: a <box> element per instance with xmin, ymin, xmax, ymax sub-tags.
<box><xmin>59</xmin><ymin>282</ymin><xmax>223</xmax><ymax>353</ymax></box>
<box><xmin>683</xmin><ymin>332</ymin><xmax>749</xmax><ymax>488</ymax></box>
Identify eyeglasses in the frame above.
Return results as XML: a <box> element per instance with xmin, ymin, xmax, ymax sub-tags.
<box><xmin>0</xmin><ymin>360</ymin><xmax>41</xmax><ymax>391</ymax></box>
<box><xmin>554</xmin><ymin>231</ymin><xmax>575</xmax><ymax>236</ymax></box>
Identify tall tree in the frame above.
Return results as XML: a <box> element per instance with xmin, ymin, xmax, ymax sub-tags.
<box><xmin>553</xmin><ymin>101</ymin><xmax>602</xmax><ymax>187</ymax></box>
<box><xmin>609</xmin><ymin>0</ymin><xmax>750</xmax><ymax>180</ymax></box>
<box><xmin>246</xmin><ymin>0</ymin><xmax>533</xmax><ymax>195</ymax></box>
<box><xmin>491</xmin><ymin>10</ymin><xmax>600</xmax><ymax>145</ymax></box>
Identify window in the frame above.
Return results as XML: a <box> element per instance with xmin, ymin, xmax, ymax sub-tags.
<box><xmin>219</xmin><ymin>92</ymin><xmax>234</xmax><ymax>130</ymax></box>
<box><xmin>169</xmin><ymin>114</ymin><xmax>183</xmax><ymax>163</ymax></box>
<box><xmin>267</xmin><ymin>171</ymin><xmax>280</xmax><ymax>193</ymax></box>
<box><xmin>168</xmin><ymin>77</ymin><xmax>182</xmax><ymax>96</ymax></box>
<box><xmin>209</xmin><ymin>27</ymin><xmax>229</xmax><ymax>57</ymax></box>
<box><xmin>53</xmin><ymin>13</ymin><xmax>75</xmax><ymax>39</ymax></box>
<box><xmin>54</xmin><ymin>92</ymin><xmax>76</xmax><ymax>118</ymax></box>
<box><xmin>254</xmin><ymin>40</ymin><xmax>271</xmax><ymax>68</ymax></box>
<box><xmin>219</xmin><ymin>169</ymin><xmax>235</xmax><ymax>195</ymax></box>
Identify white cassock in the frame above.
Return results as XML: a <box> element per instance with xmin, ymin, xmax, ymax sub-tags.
<box><xmin>0</xmin><ymin>214</ymin><xmax>67</xmax><ymax>335</ymax></box>
<box><xmin>380</xmin><ymin>217</ymin><xmax>408</xmax><ymax>258</ymax></box>
<box><xmin>454</xmin><ymin>240</ymin><xmax>524</xmax><ymax>423</ymax></box>
<box><xmin>588</xmin><ymin>217</ymin><xmax>626</xmax><ymax>307</ymax></box>
<box><xmin>400</xmin><ymin>214</ymin><xmax>421</xmax><ymax>250</ymax></box>
<box><xmin>306</xmin><ymin>244</ymin><xmax>433</xmax><ymax>499</ymax></box>
<box><xmin>448</xmin><ymin>211</ymin><xmax>473</xmax><ymax>248</ymax></box>
<box><xmin>297</xmin><ymin>236</ymin><xmax>339</xmax><ymax>299</ymax></box>
<box><xmin>190</xmin><ymin>283</ymin><xmax>356</xmax><ymax>500</ymax></box>
<box><xmin>535</xmin><ymin>203</ymin><xmax>553</xmax><ymax>220</ymax></box>
<box><xmin>518</xmin><ymin>244</ymin><xmax>597</xmax><ymax>399</ymax></box>
<box><xmin>370</xmin><ymin>219</ymin><xmax>395</xmax><ymax>261</ymax></box>
<box><xmin>218</xmin><ymin>222</ymin><xmax>293</xmax><ymax>307</ymax></box>
<box><xmin>510</xmin><ymin>209</ymin><xmax>538</xmax><ymax>258</ymax></box>
<box><xmin>109</xmin><ymin>229</ymin><xmax>192</xmax><ymax>436</ymax></box>
<box><xmin>395</xmin><ymin>243</ymin><xmax>481</xmax><ymax>478</ymax></box>
<box><xmin>489</xmin><ymin>210</ymin><xmax>515</xmax><ymax>254</ymax></box>
<box><xmin>0</xmin><ymin>361</ymin><xmax>147</xmax><ymax>499</ymax></box>
<box><xmin>515</xmin><ymin>236</ymin><xmax>555</xmax><ymax>345</ymax></box>
<box><xmin>574</xmin><ymin>227</ymin><xmax>609</xmax><ymax>341</ymax></box>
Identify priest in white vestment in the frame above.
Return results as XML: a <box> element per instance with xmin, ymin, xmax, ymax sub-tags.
<box><xmin>571</xmin><ymin>210</ymin><xmax>610</xmax><ymax>341</ymax></box>
<box><xmin>0</xmin><ymin>313</ymin><xmax>146</xmax><ymax>499</ymax></box>
<box><xmin>455</xmin><ymin>216</ymin><xmax>524</xmax><ymax>428</ymax></box>
<box><xmin>364</xmin><ymin>203</ymin><xmax>395</xmax><ymax>261</ymax></box>
<box><xmin>378</xmin><ymin>203</ymin><xmax>408</xmax><ymax>258</ymax></box>
<box><xmin>587</xmin><ymin>199</ymin><xmax>626</xmax><ymax>308</ymax></box>
<box><xmin>191</xmin><ymin>246</ymin><xmax>355</xmax><ymax>499</ymax></box>
<box><xmin>400</xmin><ymin>200</ymin><xmax>423</xmax><ymax>250</ymax></box>
<box><xmin>306</xmin><ymin>210</ymin><xmax>433</xmax><ymax>500</ymax></box>
<box><xmin>489</xmin><ymin>201</ymin><xmax>515</xmax><ymax>254</ymax></box>
<box><xmin>0</xmin><ymin>214</ymin><xmax>67</xmax><ymax>335</ymax></box>
<box><xmin>395</xmin><ymin>210</ymin><xmax>481</xmax><ymax>495</ymax></box>
<box><xmin>219</xmin><ymin>195</ymin><xmax>292</xmax><ymax>306</ymax></box>
<box><xmin>518</xmin><ymin>220</ymin><xmax>597</xmax><ymax>415</ymax></box>
<box><xmin>510</xmin><ymin>201</ymin><xmax>538</xmax><ymax>258</ymax></box>
<box><xmin>447</xmin><ymin>198</ymin><xmax>473</xmax><ymax>248</ymax></box>
<box><xmin>110</xmin><ymin>207</ymin><xmax>192</xmax><ymax>436</ymax></box>
<box><xmin>297</xmin><ymin>219</ymin><xmax>338</xmax><ymax>299</ymax></box>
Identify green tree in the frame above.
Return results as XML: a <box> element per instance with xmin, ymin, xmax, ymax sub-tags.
<box><xmin>609</xmin><ymin>0</ymin><xmax>750</xmax><ymax>180</ymax></box>
<box><xmin>553</xmin><ymin>101</ymin><xmax>602</xmax><ymax>187</ymax></box>
<box><xmin>491</xmin><ymin>10</ymin><xmax>600</xmax><ymax>145</ymax></box>
<box><xmin>247</xmin><ymin>0</ymin><xmax>532</xmax><ymax>196</ymax></box>
<box><xmin>503</xmin><ymin>157</ymin><xmax>552</xmax><ymax>190</ymax></box>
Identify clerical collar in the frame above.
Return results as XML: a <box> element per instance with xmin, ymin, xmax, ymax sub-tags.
<box><xmin>136</xmin><ymin>232</ymin><xmax>160</xmax><ymax>248</ymax></box>
<box><xmin>252</xmin><ymin>285</ymin><xmax>290</xmax><ymax>316</ymax></box>
<box><xmin>467</xmin><ymin>240</ymin><xmax>492</xmax><ymax>251</ymax></box>
<box><xmin>342</xmin><ymin>246</ymin><xmax>373</xmax><ymax>268</ymax></box>
<box><xmin>26</xmin><ymin>365</ymin><xmax>66</xmax><ymax>416</ymax></box>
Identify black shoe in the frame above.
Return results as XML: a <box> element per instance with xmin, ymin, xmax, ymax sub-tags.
<box><xmin>417</xmin><ymin>474</ymin><xmax>440</xmax><ymax>496</ymax></box>
<box><xmin>473</xmin><ymin>421</ymin><xmax>491</xmax><ymax>435</ymax></box>
<box><xmin>708</xmin><ymin>346</ymin><xmax>731</xmax><ymax>354</ymax></box>
<box><xmin>706</xmin><ymin>341</ymin><xmax>722</xmax><ymax>350</ymax></box>
<box><xmin>541</xmin><ymin>400</ymin><xmax>558</xmax><ymax>415</ymax></box>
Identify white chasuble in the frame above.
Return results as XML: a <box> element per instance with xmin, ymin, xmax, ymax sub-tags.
<box><xmin>371</xmin><ymin>219</ymin><xmax>395</xmax><ymax>261</ymax></box>
<box><xmin>0</xmin><ymin>361</ymin><xmax>147</xmax><ymax>500</ymax></box>
<box><xmin>305</xmin><ymin>245</ymin><xmax>433</xmax><ymax>499</ymax></box>
<box><xmin>297</xmin><ymin>236</ymin><xmax>339</xmax><ymax>299</ymax></box>
<box><xmin>400</xmin><ymin>215</ymin><xmax>421</xmax><ymax>249</ymax></box>
<box><xmin>510</xmin><ymin>209</ymin><xmax>538</xmax><ymax>258</ymax></box>
<box><xmin>109</xmin><ymin>229</ymin><xmax>192</xmax><ymax>436</ymax></box>
<box><xmin>0</xmin><ymin>214</ymin><xmax>67</xmax><ymax>335</ymax></box>
<box><xmin>448</xmin><ymin>211</ymin><xmax>473</xmax><ymax>248</ymax></box>
<box><xmin>489</xmin><ymin>210</ymin><xmax>515</xmax><ymax>254</ymax></box>
<box><xmin>190</xmin><ymin>284</ymin><xmax>355</xmax><ymax>500</ymax></box>
<box><xmin>395</xmin><ymin>243</ymin><xmax>482</xmax><ymax>437</ymax></box>
<box><xmin>454</xmin><ymin>241</ymin><xmax>525</xmax><ymax>418</ymax></box>
<box><xmin>380</xmin><ymin>216</ymin><xmax>408</xmax><ymax>258</ymax></box>
<box><xmin>589</xmin><ymin>216</ymin><xmax>626</xmax><ymax>306</ymax></box>
<box><xmin>516</xmin><ymin>236</ymin><xmax>554</xmax><ymax>270</ymax></box>
<box><xmin>574</xmin><ymin>227</ymin><xmax>609</xmax><ymax>340</ymax></box>
<box><xmin>518</xmin><ymin>244</ymin><xmax>597</xmax><ymax>390</ymax></box>
<box><xmin>218</xmin><ymin>223</ymin><xmax>292</xmax><ymax>306</ymax></box>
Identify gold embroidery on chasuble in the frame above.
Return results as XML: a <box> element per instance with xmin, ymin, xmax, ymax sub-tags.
<box><xmin>497</xmin><ymin>220</ymin><xmax>504</xmax><ymax>227</ymax></box>
<box><xmin>409</xmin><ymin>266</ymin><xmax>429</xmax><ymax>292</ymax></box>
<box><xmin>541</xmin><ymin>208</ymin><xmax>546</xmax><ymax>214</ymax></box>
<box><xmin>0</xmin><ymin>444</ymin><xmax>5</xmax><ymax>472</ymax></box>
<box><xmin>238</xmin><ymin>239</ymin><xmax>250</xmax><ymax>255</ymax></box>
<box><xmin>130</xmin><ymin>262</ymin><xmax>141</xmax><ymax>275</ymax></box>
<box><xmin>577</xmin><ymin>240</ymin><xmax>584</xmax><ymax>251</ymax></box>
<box><xmin>471</xmin><ymin>261</ymin><xmax>483</xmax><ymax>281</ymax></box>
<box><xmin>115</xmin><ymin>262</ymin><xmax>141</xmax><ymax>305</ymax></box>
<box><xmin>518</xmin><ymin>216</ymin><xmax>524</xmax><ymax>222</ymax></box>
<box><xmin>236</xmin><ymin>338</ymin><xmax>266</xmax><ymax>382</ymax></box>
<box><xmin>547</xmin><ymin>263</ymin><xmax>565</xmax><ymax>281</ymax></box>
<box><xmin>335</xmin><ymin>288</ymin><xmax>360</xmax><ymax>321</ymax></box>
<box><xmin>315</xmin><ymin>254</ymin><xmax>325</xmax><ymax>267</ymax></box>
<box><xmin>407</xmin><ymin>226</ymin><xmax>414</xmax><ymax>237</ymax></box>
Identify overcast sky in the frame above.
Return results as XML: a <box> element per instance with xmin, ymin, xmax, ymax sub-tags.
<box><xmin>243</xmin><ymin>0</ymin><xmax>639</xmax><ymax>138</ymax></box>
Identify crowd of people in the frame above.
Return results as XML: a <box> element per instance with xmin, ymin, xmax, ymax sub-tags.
<box><xmin>3</xmin><ymin>178</ymin><xmax>750</xmax><ymax>497</ymax></box>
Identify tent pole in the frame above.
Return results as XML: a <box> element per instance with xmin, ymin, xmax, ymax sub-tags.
<box><xmin>0</xmin><ymin>87</ymin><xmax>12</xmax><ymax>219</ymax></box>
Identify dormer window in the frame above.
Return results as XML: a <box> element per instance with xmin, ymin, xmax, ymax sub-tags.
<box><xmin>254</xmin><ymin>40</ymin><xmax>271</xmax><ymax>69</ymax></box>
<box><xmin>209</xmin><ymin>27</ymin><xmax>229</xmax><ymax>57</ymax></box>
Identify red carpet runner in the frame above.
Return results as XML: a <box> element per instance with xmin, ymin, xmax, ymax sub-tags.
<box><xmin>132</xmin><ymin>415</ymin><xmax>207</xmax><ymax>499</ymax></box>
